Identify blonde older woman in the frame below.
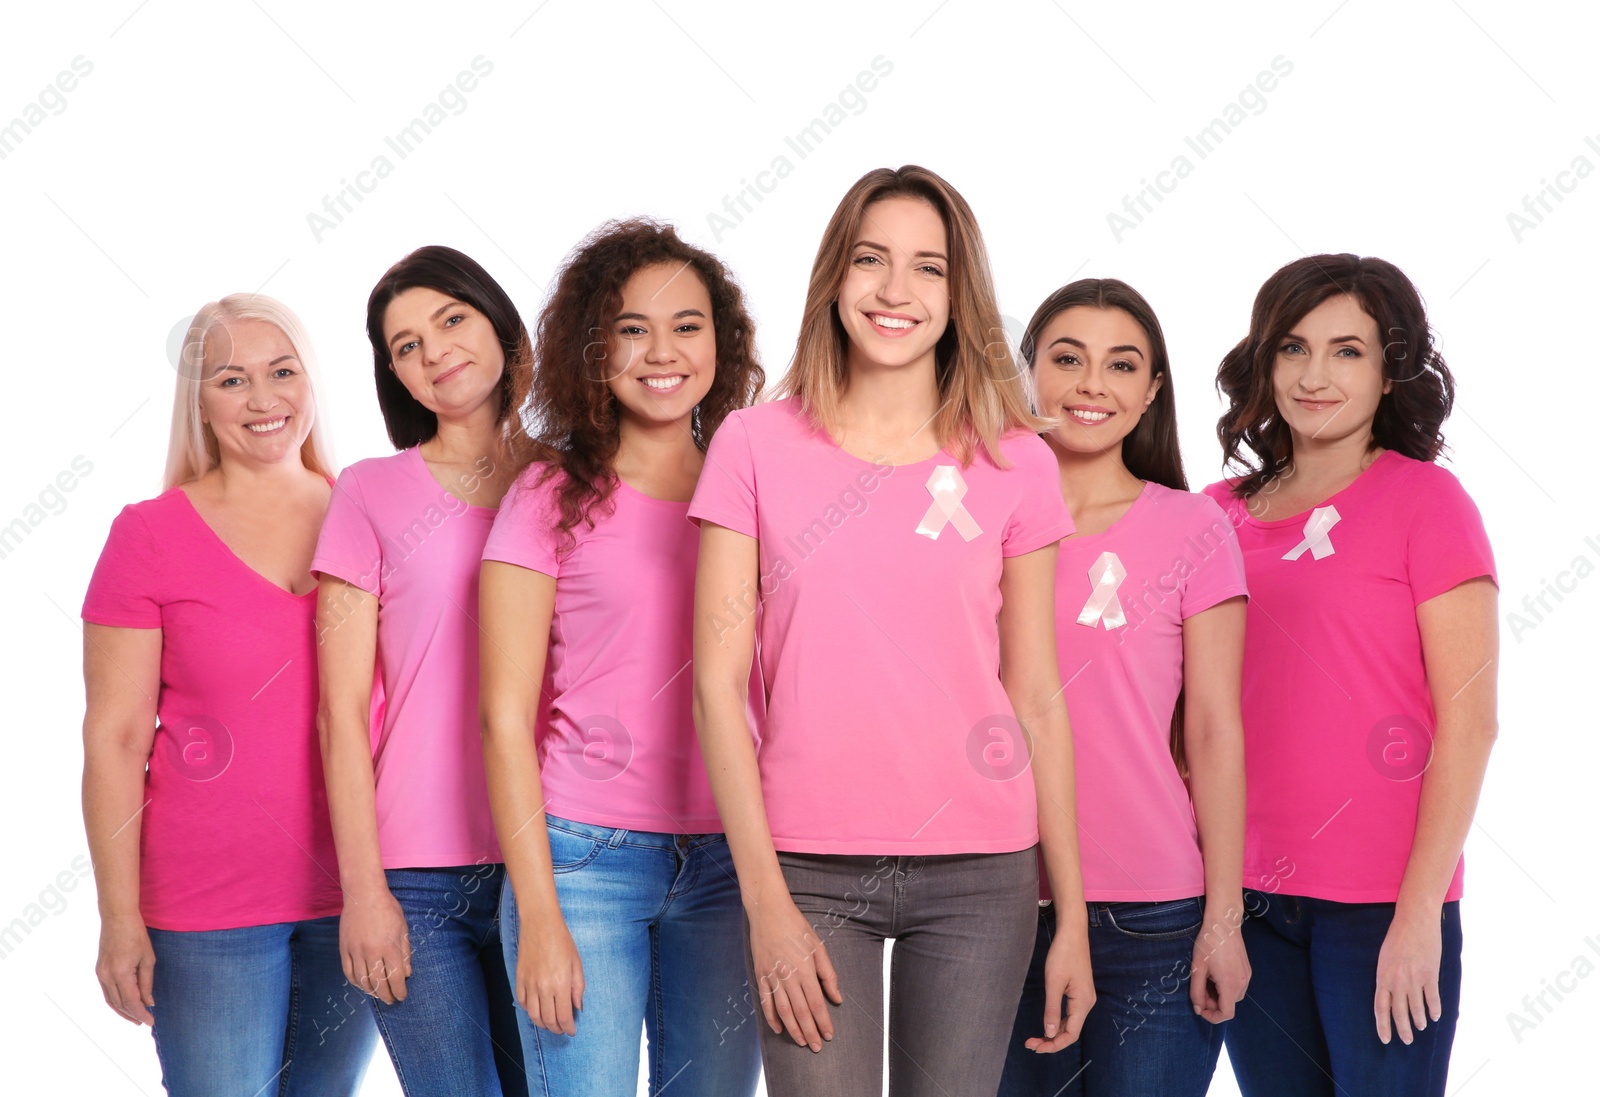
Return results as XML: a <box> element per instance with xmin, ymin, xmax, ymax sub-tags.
<box><xmin>81</xmin><ymin>294</ymin><xmax>375</xmax><ymax>1097</ymax></box>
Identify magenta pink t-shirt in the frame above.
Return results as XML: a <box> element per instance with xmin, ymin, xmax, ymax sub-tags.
<box><xmin>482</xmin><ymin>467</ymin><xmax>723</xmax><ymax>833</ymax></box>
<box><xmin>1056</xmin><ymin>483</ymin><xmax>1248</xmax><ymax>902</ymax></box>
<box><xmin>688</xmin><ymin>397</ymin><xmax>1077</xmax><ymax>855</ymax></box>
<box><xmin>312</xmin><ymin>448</ymin><xmax>502</xmax><ymax>868</ymax></box>
<box><xmin>81</xmin><ymin>490</ymin><xmax>344</xmax><ymax>931</ymax></box>
<box><xmin>1203</xmin><ymin>451</ymin><xmax>1496</xmax><ymax>903</ymax></box>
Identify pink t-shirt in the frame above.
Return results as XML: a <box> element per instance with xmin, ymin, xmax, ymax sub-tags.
<box><xmin>1057</xmin><ymin>482</ymin><xmax>1247</xmax><ymax>902</ymax></box>
<box><xmin>312</xmin><ymin>448</ymin><xmax>501</xmax><ymax>869</ymax></box>
<box><xmin>1203</xmin><ymin>451</ymin><xmax>1496</xmax><ymax>903</ymax></box>
<box><xmin>482</xmin><ymin>467</ymin><xmax>723</xmax><ymax>833</ymax></box>
<box><xmin>688</xmin><ymin>397</ymin><xmax>1077</xmax><ymax>855</ymax></box>
<box><xmin>81</xmin><ymin>490</ymin><xmax>343</xmax><ymax>932</ymax></box>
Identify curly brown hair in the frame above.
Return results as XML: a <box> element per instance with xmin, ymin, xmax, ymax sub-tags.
<box><xmin>1216</xmin><ymin>254</ymin><xmax>1454</xmax><ymax>498</ymax></box>
<box><xmin>516</xmin><ymin>218</ymin><xmax>763</xmax><ymax>548</ymax></box>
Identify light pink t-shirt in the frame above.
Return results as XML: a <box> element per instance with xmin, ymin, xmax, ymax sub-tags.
<box><xmin>1203</xmin><ymin>451</ymin><xmax>1496</xmax><ymax>903</ymax></box>
<box><xmin>482</xmin><ymin>467</ymin><xmax>724</xmax><ymax>833</ymax></box>
<box><xmin>688</xmin><ymin>397</ymin><xmax>1077</xmax><ymax>856</ymax></box>
<box><xmin>312</xmin><ymin>448</ymin><xmax>502</xmax><ymax>869</ymax></box>
<box><xmin>82</xmin><ymin>490</ymin><xmax>344</xmax><ymax>932</ymax></box>
<box><xmin>1056</xmin><ymin>482</ymin><xmax>1248</xmax><ymax>902</ymax></box>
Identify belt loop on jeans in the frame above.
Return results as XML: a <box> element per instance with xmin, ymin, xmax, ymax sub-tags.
<box><xmin>607</xmin><ymin>829</ymin><xmax>627</xmax><ymax>849</ymax></box>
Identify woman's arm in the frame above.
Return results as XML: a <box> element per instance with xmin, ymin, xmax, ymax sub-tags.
<box><xmin>1000</xmin><ymin>544</ymin><xmax>1096</xmax><ymax>1053</ymax></box>
<box><xmin>81</xmin><ymin>623</ymin><xmax>160</xmax><ymax>1025</ymax></box>
<box><xmin>692</xmin><ymin>522</ymin><xmax>840</xmax><ymax>1053</ymax></box>
<box><xmin>1179</xmin><ymin>597</ymin><xmax>1251</xmax><ymax>1022</ymax></box>
<box><xmin>1376</xmin><ymin>575</ymin><xmax>1498</xmax><ymax>1044</ymax></box>
<box><xmin>478</xmin><ymin>560</ymin><xmax>587</xmax><ymax>1036</ymax></box>
<box><xmin>315</xmin><ymin>576</ymin><xmax>410</xmax><ymax>1004</ymax></box>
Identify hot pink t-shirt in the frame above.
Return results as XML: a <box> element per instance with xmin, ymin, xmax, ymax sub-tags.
<box><xmin>482</xmin><ymin>467</ymin><xmax>722</xmax><ymax>833</ymax></box>
<box><xmin>1057</xmin><ymin>482</ymin><xmax>1248</xmax><ymax>902</ymax></box>
<box><xmin>687</xmin><ymin>397</ymin><xmax>1077</xmax><ymax>855</ymax></box>
<box><xmin>1203</xmin><ymin>451</ymin><xmax>1496</xmax><ymax>903</ymax></box>
<box><xmin>312</xmin><ymin>448</ymin><xmax>502</xmax><ymax>869</ymax></box>
<box><xmin>81</xmin><ymin>490</ymin><xmax>344</xmax><ymax>932</ymax></box>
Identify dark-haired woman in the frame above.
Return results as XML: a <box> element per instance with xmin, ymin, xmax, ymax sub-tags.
<box><xmin>1204</xmin><ymin>255</ymin><xmax>1497</xmax><ymax>1096</ymax></box>
<box><xmin>478</xmin><ymin>219</ymin><xmax>764</xmax><ymax>1096</ymax></box>
<box><xmin>998</xmin><ymin>280</ymin><xmax>1250</xmax><ymax>1097</ymax></box>
<box><xmin>312</xmin><ymin>246</ymin><xmax>529</xmax><ymax>1096</ymax></box>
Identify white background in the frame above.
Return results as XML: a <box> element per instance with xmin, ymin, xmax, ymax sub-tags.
<box><xmin>2</xmin><ymin>2</ymin><xmax>1596</xmax><ymax>1093</ymax></box>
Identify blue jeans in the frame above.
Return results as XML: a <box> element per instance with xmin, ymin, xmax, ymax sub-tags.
<box><xmin>147</xmin><ymin>914</ymin><xmax>377</xmax><ymax>1097</ymax></box>
<box><xmin>499</xmin><ymin>816</ymin><xmax>760</xmax><ymax>1097</ymax></box>
<box><xmin>999</xmin><ymin>897</ymin><xmax>1221</xmax><ymax>1097</ymax></box>
<box><xmin>374</xmin><ymin>864</ymin><xmax>526</xmax><ymax>1097</ymax></box>
<box><xmin>1225</xmin><ymin>891</ymin><xmax>1463</xmax><ymax>1097</ymax></box>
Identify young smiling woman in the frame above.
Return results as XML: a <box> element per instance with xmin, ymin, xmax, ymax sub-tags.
<box><xmin>81</xmin><ymin>295</ymin><xmax>377</xmax><ymax>1096</ymax></box>
<box><xmin>477</xmin><ymin>219</ymin><xmax>764</xmax><ymax>1097</ymax></box>
<box><xmin>1204</xmin><ymin>255</ymin><xmax>1498</xmax><ymax>1096</ymax></box>
<box><xmin>689</xmin><ymin>166</ymin><xmax>1093</xmax><ymax>1096</ymax></box>
<box><xmin>312</xmin><ymin>246</ymin><xmax>530</xmax><ymax>1097</ymax></box>
<box><xmin>999</xmin><ymin>279</ymin><xmax>1250</xmax><ymax>1097</ymax></box>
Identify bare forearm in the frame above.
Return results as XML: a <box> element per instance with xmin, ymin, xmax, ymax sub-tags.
<box><xmin>82</xmin><ymin>740</ymin><xmax>148</xmax><ymax>920</ymax></box>
<box><xmin>693</xmin><ymin>686</ymin><xmax>785</xmax><ymax>911</ymax></box>
<box><xmin>1185</xmin><ymin>721</ymin><xmax>1246</xmax><ymax>910</ymax></box>
<box><xmin>318</xmin><ymin>705</ymin><xmax>389</xmax><ymax>896</ymax></box>
<box><xmin>1396</xmin><ymin>719</ymin><xmax>1495</xmax><ymax>916</ymax></box>
<box><xmin>480</xmin><ymin>708</ymin><xmax>562</xmax><ymax>918</ymax></box>
<box><xmin>1019</xmin><ymin>699</ymin><xmax>1086</xmax><ymax>913</ymax></box>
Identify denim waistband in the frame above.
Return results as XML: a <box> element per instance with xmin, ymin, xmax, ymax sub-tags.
<box><xmin>546</xmin><ymin>813</ymin><xmax>727</xmax><ymax>851</ymax></box>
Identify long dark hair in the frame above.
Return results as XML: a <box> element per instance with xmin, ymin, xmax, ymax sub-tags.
<box><xmin>1216</xmin><ymin>254</ymin><xmax>1454</xmax><ymax>497</ymax></box>
<box><xmin>519</xmin><ymin>218</ymin><xmax>763</xmax><ymax>549</ymax></box>
<box><xmin>1020</xmin><ymin>277</ymin><xmax>1186</xmax><ymax>490</ymax></box>
<box><xmin>365</xmin><ymin>245</ymin><xmax>532</xmax><ymax>452</ymax></box>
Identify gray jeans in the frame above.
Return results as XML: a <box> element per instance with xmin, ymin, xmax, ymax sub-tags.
<box><xmin>750</xmin><ymin>848</ymin><xmax>1038</xmax><ymax>1097</ymax></box>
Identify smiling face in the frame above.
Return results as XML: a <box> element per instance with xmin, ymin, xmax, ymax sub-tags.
<box><xmin>383</xmin><ymin>286</ymin><xmax>507</xmax><ymax>422</ymax></box>
<box><xmin>196</xmin><ymin>319</ymin><xmax>315</xmax><ymax>469</ymax></box>
<box><xmin>1272</xmin><ymin>293</ymin><xmax>1389</xmax><ymax>450</ymax></box>
<box><xmin>1032</xmin><ymin>306</ymin><xmax>1161</xmax><ymax>458</ymax></box>
<box><xmin>837</xmin><ymin>195</ymin><xmax>951</xmax><ymax>374</ymax></box>
<box><xmin>602</xmin><ymin>261</ymin><xmax>717</xmax><ymax>430</ymax></box>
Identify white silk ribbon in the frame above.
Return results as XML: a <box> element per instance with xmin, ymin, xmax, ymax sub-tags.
<box><xmin>1077</xmin><ymin>551</ymin><xmax>1128</xmax><ymax>630</ymax></box>
<box><xmin>1282</xmin><ymin>505</ymin><xmax>1341</xmax><ymax>561</ymax></box>
<box><xmin>915</xmin><ymin>465</ymin><xmax>982</xmax><ymax>541</ymax></box>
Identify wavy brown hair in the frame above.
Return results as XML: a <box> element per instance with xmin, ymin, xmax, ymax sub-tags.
<box><xmin>775</xmin><ymin>165</ymin><xmax>1048</xmax><ymax>467</ymax></box>
<box><xmin>1021</xmin><ymin>278</ymin><xmax>1186</xmax><ymax>491</ymax></box>
<box><xmin>1216</xmin><ymin>254</ymin><xmax>1454</xmax><ymax>498</ymax></box>
<box><xmin>517</xmin><ymin>219</ymin><xmax>763</xmax><ymax>548</ymax></box>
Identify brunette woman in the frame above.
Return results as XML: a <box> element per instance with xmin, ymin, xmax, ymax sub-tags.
<box><xmin>1205</xmin><ymin>254</ymin><xmax>1497</xmax><ymax>1096</ymax></box>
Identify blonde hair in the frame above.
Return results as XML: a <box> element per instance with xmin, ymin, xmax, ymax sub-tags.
<box><xmin>163</xmin><ymin>294</ymin><xmax>336</xmax><ymax>489</ymax></box>
<box><xmin>775</xmin><ymin>165</ymin><xmax>1048</xmax><ymax>466</ymax></box>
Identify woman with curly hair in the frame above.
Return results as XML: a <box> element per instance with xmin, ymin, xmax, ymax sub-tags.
<box><xmin>1203</xmin><ymin>254</ymin><xmax>1498</xmax><ymax>1096</ymax></box>
<box><xmin>478</xmin><ymin>219</ymin><xmax>764</xmax><ymax>1096</ymax></box>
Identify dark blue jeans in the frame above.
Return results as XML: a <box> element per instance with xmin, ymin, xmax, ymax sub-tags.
<box><xmin>1225</xmin><ymin>891</ymin><xmax>1463</xmax><ymax>1097</ymax></box>
<box><xmin>373</xmin><ymin>864</ymin><xmax>526</xmax><ymax>1097</ymax></box>
<box><xmin>999</xmin><ymin>897</ymin><xmax>1221</xmax><ymax>1097</ymax></box>
<box><xmin>146</xmin><ymin>915</ymin><xmax>377</xmax><ymax>1097</ymax></box>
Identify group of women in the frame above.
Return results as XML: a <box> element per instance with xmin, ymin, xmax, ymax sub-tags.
<box><xmin>80</xmin><ymin>164</ymin><xmax>1498</xmax><ymax>1097</ymax></box>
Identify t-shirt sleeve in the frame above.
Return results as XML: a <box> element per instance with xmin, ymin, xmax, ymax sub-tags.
<box><xmin>1403</xmin><ymin>465</ymin><xmax>1497</xmax><ymax>606</ymax></box>
<box><xmin>1001</xmin><ymin>434</ymin><xmax>1076</xmax><ymax>558</ymax></box>
<box><xmin>688</xmin><ymin>411</ymin><xmax>759</xmax><ymax>538</ymax></box>
<box><xmin>311</xmin><ymin>467</ymin><xmax>384</xmax><ymax>596</ymax></box>
<box><xmin>82</xmin><ymin>505</ymin><xmax>164</xmax><ymax>628</ymax></box>
<box><xmin>1180</xmin><ymin>495</ymin><xmax>1249</xmax><ymax>618</ymax></box>
<box><xmin>482</xmin><ymin>469</ymin><xmax>562</xmax><ymax>578</ymax></box>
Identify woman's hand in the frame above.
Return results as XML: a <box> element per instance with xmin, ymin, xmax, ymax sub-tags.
<box><xmin>515</xmin><ymin>910</ymin><xmax>585</xmax><ymax>1036</ymax></box>
<box><xmin>1190</xmin><ymin>901</ymin><xmax>1251</xmax><ymax>1022</ymax></box>
<box><xmin>1026</xmin><ymin>911</ymin><xmax>1095</xmax><ymax>1053</ymax></box>
<box><xmin>339</xmin><ymin>887</ymin><xmax>412</xmax><ymax>1005</ymax></box>
<box><xmin>95</xmin><ymin>912</ymin><xmax>155</xmax><ymax>1025</ymax></box>
<box><xmin>1375</xmin><ymin>907</ymin><xmax>1442</xmax><ymax>1044</ymax></box>
<box><xmin>747</xmin><ymin>897</ymin><xmax>842</xmax><ymax>1052</ymax></box>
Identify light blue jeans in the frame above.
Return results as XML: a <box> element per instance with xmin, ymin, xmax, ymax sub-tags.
<box><xmin>499</xmin><ymin>815</ymin><xmax>760</xmax><ymax>1097</ymax></box>
<box><xmin>147</xmin><ymin>915</ymin><xmax>377</xmax><ymax>1097</ymax></box>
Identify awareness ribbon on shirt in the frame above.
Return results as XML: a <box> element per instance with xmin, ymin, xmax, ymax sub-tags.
<box><xmin>1076</xmin><ymin>551</ymin><xmax>1128</xmax><ymax>630</ymax></box>
<box><xmin>915</xmin><ymin>465</ymin><xmax>982</xmax><ymax>541</ymax></box>
<box><xmin>1282</xmin><ymin>505</ymin><xmax>1341</xmax><ymax>561</ymax></box>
